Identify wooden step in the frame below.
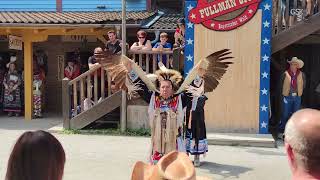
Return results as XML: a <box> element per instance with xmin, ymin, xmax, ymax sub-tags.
<box><xmin>69</xmin><ymin>91</ymin><xmax>122</xmax><ymax>129</ymax></box>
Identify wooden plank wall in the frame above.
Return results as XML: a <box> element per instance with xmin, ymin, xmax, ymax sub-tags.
<box><xmin>0</xmin><ymin>0</ymin><xmax>56</xmax><ymax>11</ymax></box>
<box><xmin>194</xmin><ymin>11</ymin><xmax>262</xmax><ymax>133</ymax></box>
<box><xmin>62</xmin><ymin>0</ymin><xmax>146</xmax><ymax>11</ymax></box>
<box><xmin>0</xmin><ymin>0</ymin><xmax>146</xmax><ymax>12</ymax></box>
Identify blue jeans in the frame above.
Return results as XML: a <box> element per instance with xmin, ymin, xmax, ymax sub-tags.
<box><xmin>279</xmin><ymin>95</ymin><xmax>301</xmax><ymax>132</ymax></box>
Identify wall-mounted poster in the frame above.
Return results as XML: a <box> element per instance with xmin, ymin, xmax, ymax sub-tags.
<box><xmin>8</xmin><ymin>35</ymin><xmax>23</xmax><ymax>50</ymax></box>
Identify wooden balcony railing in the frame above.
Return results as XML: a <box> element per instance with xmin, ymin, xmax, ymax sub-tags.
<box><xmin>128</xmin><ymin>49</ymin><xmax>182</xmax><ymax>73</ymax></box>
<box><xmin>273</xmin><ymin>0</ymin><xmax>319</xmax><ymax>36</ymax></box>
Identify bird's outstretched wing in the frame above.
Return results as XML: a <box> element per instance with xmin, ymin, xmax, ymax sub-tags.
<box><xmin>175</xmin><ymin>49</ymin><xmax>233</xmax><ymax>94</ymax></box>
<box><xmin>94</xmin><ymin>49</ymin><xmax>157</xmax><ymax>92</ymax></box>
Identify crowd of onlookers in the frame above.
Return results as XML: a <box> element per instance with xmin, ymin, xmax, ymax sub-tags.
<box><xmin>64</xmin><ymin>20</ymin><xmax>186</xmax><ymax>116</ymax></box>
<box><xmin>64</xmin><ymin>18</ymin><xmax>186</xmax><ymax>82</ymax></box>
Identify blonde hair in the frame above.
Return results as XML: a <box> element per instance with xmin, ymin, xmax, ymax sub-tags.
<box><xmin>107</xmin><ymin>30</ymin><xmax>116</xmax><ymax>35</ymax></box>
<box><xmin>160</xmin><ymin>32</ymin><xmax>168</xmax><ymax>38</ymax></box>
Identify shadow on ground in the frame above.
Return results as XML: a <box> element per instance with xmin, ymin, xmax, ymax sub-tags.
<box><xmin>198</xmin><ymin>161</ymin><xmax>252</xmax><ymax>178</ymax></box>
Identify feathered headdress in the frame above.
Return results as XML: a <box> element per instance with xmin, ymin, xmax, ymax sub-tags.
<box><xmin>153</xmin><ymin>62</ymin><xmax>183</xmax><ymax>91</ymax></box>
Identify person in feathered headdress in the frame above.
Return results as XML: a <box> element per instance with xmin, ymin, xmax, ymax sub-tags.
<box><xmin>94</xmin><ymin>48</ymin><xmax>233</xmax><ymax>165</ymax></box>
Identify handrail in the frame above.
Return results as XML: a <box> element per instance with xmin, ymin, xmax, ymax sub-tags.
<box><xmin>128</xmin><ymin>50</ymin><xmax>176</xmax><ymax>73</ymax></box>
<box><xmin>128</xmin><ymin>49</ymin><xmax>173</xmax><ymax>54</ymax></box>
<box><xmin>68</xmin><ymin>64</ymin><xmax>102</xmax><ymax>85</ymax></box>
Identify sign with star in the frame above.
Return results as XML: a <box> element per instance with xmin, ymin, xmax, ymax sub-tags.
<box><xmin>187</xmin><ymin>0</ymin><xmax>262</xmax><ymax>31</ymax></box>
<box><xmin>185</xmin><ymin>0</ymin><xmax>272</xmax><ymax>134</ymax></box>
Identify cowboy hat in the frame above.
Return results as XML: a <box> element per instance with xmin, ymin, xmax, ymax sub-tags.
<box><xmin>131</xmin><ymin>161</ymin><xmax>157</xmax><ymax>180</ymax></box>
<box><xmin>6</xmin><ymin>56</ymin><xmax>17</xmax><ymax>68</ymax></box>
<box><xmin>131</xmin><ymin>151</ymin><xmax>212</xmax><ymax>180</ymax></box>
<box><xmin>287</xmin><ymin>57</ymin><xmax>304</xmax><ymax>69</ymax></box>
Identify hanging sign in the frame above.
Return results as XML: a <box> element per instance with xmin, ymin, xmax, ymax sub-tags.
<box><xmin>188</xmin><ymin>0</ymin><xmax>262</xmax><ymax>31</ymax></box>
<box><xmin>8</xmin><ymin>35</ymin><xmax>23</xmax><ymax>50</ymax></box>
<box><xmin>61</xmin><ymin>35</ymin><xmax>97</xmax><ymax>42</ymax></box>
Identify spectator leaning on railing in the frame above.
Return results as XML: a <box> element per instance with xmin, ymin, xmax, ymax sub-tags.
<box><xmin>152</xmin><ymin>32</ymin><xmax>172</xmax><ymax>67</ymax></box>
<box><xmin>130</xmin><ymin>30</ymin><xmax>152</xmax><ymax>51</ymax></box>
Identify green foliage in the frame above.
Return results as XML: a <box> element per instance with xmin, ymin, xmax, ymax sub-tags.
<box><xmin>61</xmin><ymin>128</ymin><xmax>151</xmax><ymax>137</ymax></box>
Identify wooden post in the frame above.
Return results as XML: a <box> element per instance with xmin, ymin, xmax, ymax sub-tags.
<box><xmin>172</xmin><ymin>48</ymin><xmax>180</xmax><ymax>70</ymax></box>
<box><xmin>101</xmin><ymin>68</ymin><xmax>105</xmax><ymax>99</ymax></box>
<box><xmin>153</xmin><ymin>54</ymin><xmax>157</xmax><ymax>72</ymax></box>
<box><xmin>139</xmin><ymin>54</ymin><xmax>143</xmax><ymax>67</ymax></box>
<box><xmin>146</xmin><ymin>54</ymin><xmax>150</xmax><ymax>73</ymax></box>
<box><xmin>73</xmin><ymin>82</ymin><xmax>78</xmax><ymax>116</ymax></box>
<box><xmin>87</xmin><ymin>76</ymin><xmax>91</xmax><ymax>99</ymax></box>
<box><xmin>120</xmin><ymin>90</ymin><xmax>127</xmax><ymax>132</ymax></box>
<box><xmin>94</xmin><ymin>71</ymin><xmax>98</xmax><ymax>103</ymax></box>
<box><xmin>80</xmin><ymin>79</ymin><xmax>85</xmax><ymax>112</ymax></box>
<box><xmin>23</xmin><ymin>39</ymin><xmax>33</xmax><ymax>120</ymax></box>
<box><xmin>62</xmin><ymin>78</ymin><xmax>70</xmax><ymax>129</ymax></box>
<box><xmin>107</xmin><ymin>74</ymin><xmax>111</xmax><ymax>96</ymax></box>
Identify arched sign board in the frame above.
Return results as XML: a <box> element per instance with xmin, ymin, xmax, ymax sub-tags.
<box><xmin>188</xmin><ymin>0</ymin><xmax>262</xmax><ymax>31</ymax></box>
<box><xmin>184</xmin><ymin>0</ymin><xmax>272</xmax><ymax>134</ymax></box>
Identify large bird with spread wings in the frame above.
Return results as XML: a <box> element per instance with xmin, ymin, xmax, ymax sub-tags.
<box><xmin>94</xmin><ymin>48</ymin><xmax>233</xmax><ymax>96</ymax></box>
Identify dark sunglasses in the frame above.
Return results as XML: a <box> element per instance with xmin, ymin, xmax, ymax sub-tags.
<box><xmin>138</xmin><ymin>36</ymin><xmax>145</xmax><ymax>39</ymax></box>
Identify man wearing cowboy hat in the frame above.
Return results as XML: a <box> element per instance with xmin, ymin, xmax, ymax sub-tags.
<box><xmin>278</xmin><ymin>57</ymin><xmax>306</xmax><ymax>137</ymax></box>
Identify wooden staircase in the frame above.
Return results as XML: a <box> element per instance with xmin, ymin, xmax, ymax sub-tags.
<box><xmin>62</xmin><ymin>65</ymin><xmax>126</xmax><ymax>130</ymax></box>
<box><xmin>272</xmin><ymin>0</ymin><xmax>320</xmax><ymax>54</ymax></box>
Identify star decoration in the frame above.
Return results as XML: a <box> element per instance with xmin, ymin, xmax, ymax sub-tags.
<box><xmin>262</xmin><ymin>38</ymin><xmax>269</xmax><ymax>44</ymax></box>
<box><xmin>264</xmin><ymin>4</ymin><xmax>271</xmax><ymax>10</ymax></box>
<box><xmin>186</xmin><ymin>38</ymin><xmax>193</xmax><ymax>45</ymax></box>
<box><xmin>186</xmin><ymin>54</ymin><xmax>193</xmax><ymax>61</ymax></box>
<box><xmin>261</xmin><ymin>88</ymin><xmax>268</xmax><ymax>95</ymax></box>
<box><xmin>262</xmin><ymin>54</ymin><xmax>269</xmax><ymax>61</ymax></box>
<box><xmin>262</xmin><ymin>72</ymin><xmax>268</xmax><ymax>78</ymax></box>
<box><xmin>187</xmin><ymin>22</ymin><xmax>193</xmax><ymax>28</ymax></box>
<box><xmin>260</xmin><ymin>105</ymin><xmax>268</xmax><ymax>112</ymax></box>
<box><xmin>187</xmin><ymin>4</ymin><xmax>194</xmax><ymax>11</ymax></box>
<box><xmin>263</xmin><ymin>21</ymin><xmax>270</xmax><ymax>28</ymax></box>
<box><xmin>190</xmin><ymin>13</ymin><xmax>196</xmax><ymax>19</ymax></box>
<box><xmin>261</xmin><ymin>121</ymin><xmax>268</xmax><ymax>128</ymax></box>
<box><xmin>248</xmin><ymin>9</ymin><xmax>253</xmax><ymax>14</ymax></box>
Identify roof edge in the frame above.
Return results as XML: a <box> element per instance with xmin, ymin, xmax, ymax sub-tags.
<box><xmin>141</xmin><ymin>11</ymin><xmax>164</xmax><ymax>29</ymax></box>
<box><xmin>0</xmin><ymin>23</ymin><xmax>141</xmax><ymax>28</ymax></box>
